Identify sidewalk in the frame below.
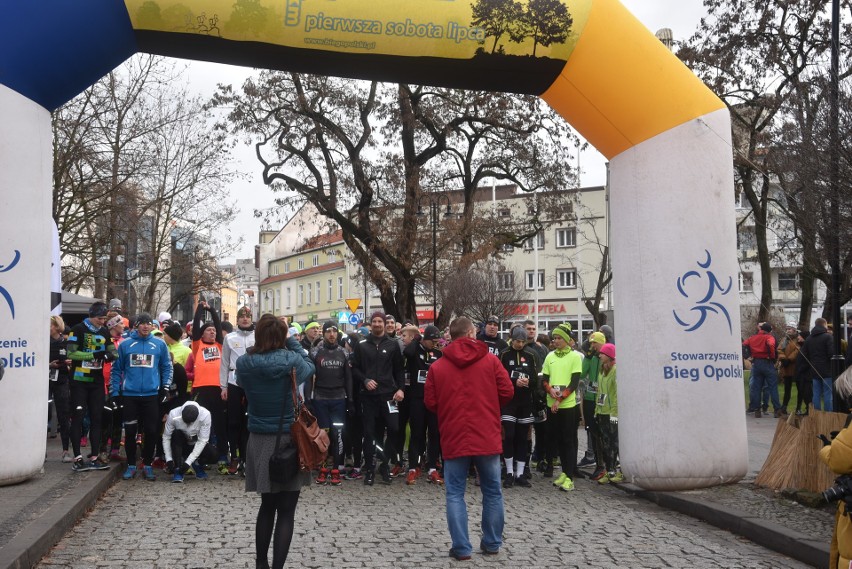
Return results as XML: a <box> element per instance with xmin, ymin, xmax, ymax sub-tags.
<box><xmin>0</xmin><ymin>437</ymin><xmax>120</xmax><ymax>569</ymax></box>
<box><xmin>0</xmin><ymin>417</ymin><xmax>836</xmax><ymax>569</ymax></box>
<box><xmin>597</xmin><ymin>415</ymin><xmax>834</xmax><ymax>569</ymax></box>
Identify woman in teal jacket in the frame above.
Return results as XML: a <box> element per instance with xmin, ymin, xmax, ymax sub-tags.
<box><xmin>236</xmin><ymin>314</ymin><xmax>314</xmax><ymax>569</ymax></box>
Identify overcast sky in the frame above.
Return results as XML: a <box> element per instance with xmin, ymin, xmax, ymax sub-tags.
<box><xmin>177</xmin><ymin>0</ymin><xmax>710</xmax><ymax>262</ymax></box>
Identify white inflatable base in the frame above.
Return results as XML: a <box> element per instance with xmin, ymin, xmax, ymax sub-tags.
<box><xmin>610</xmin><ymin>108</ymin><xmax>748</xmax><ymax>490</ymax></box>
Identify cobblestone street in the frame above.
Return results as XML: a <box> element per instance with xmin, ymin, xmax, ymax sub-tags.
<box><xmin>36</xmin><ymin>468</ymin><xmax>811</xmax><ymax>569</ymax></box>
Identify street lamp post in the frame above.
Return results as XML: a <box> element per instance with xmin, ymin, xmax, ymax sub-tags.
<box><xmin>417</xmin><ymin>193</ymin><xmax>453</xmax><ymax>324</ymax></box>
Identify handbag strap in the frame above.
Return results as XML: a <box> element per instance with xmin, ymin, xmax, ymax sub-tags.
<box><xmin>273</xmin><ymin>367</ymin><xmax>296</xmax><ymax>454</ymax></box>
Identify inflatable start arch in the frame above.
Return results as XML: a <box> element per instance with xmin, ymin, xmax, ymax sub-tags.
<box><xmin>0</xmin><ymin>0</ymin><xmax>746</xmax><ymax>489</ymax></box>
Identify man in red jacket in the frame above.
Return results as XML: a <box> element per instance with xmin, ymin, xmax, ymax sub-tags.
<box><xmin>425</xmin><ymin>317</ymin><xmax>514</xmax><ymax>561</ymax></box>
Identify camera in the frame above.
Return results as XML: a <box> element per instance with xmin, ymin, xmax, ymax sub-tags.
<box><xmin>822</xmin><ymin>474</ymin><xmax>852</xmax><ymax>504</ymax></box>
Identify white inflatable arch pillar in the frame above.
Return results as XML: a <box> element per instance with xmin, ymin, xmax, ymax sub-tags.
<box><xmin>0</xmin><ymin>0</ymin><xmax>746</xmax><ymax>489</ymax></box>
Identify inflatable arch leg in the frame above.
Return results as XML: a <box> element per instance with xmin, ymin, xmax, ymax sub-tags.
<box><xmin>0</xmin><ymin>85</ymin><xmax>52</xmax><ymax>485</ymax></box>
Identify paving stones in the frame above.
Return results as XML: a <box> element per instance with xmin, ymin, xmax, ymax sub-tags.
<box><xmin>36</xmin><ymin>468</ymin><xmax>811</xmax><ymax>568</ymax></box>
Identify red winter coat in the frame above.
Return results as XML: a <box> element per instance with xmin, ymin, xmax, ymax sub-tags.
<box><xmin>424</xmin><ymin>337</ymin><xmax>513</xmax><ymax>460</ymax></box>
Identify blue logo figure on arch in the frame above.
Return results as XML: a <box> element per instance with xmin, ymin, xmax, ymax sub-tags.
<box><xmin>0</xmin><ymin>250</ymin><xmax>21</xmax><ymax>319</ymax></box>
<box><xmin>673</xmin><ymin>249</ymin><xmax>732</xmax><ymax>334</ymax></box>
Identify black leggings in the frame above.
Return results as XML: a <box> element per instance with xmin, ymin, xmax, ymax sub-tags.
<box><xmin>256</xmin><ymin>491</ymin><xmax>300</xmax><ymax>569</ymax></box>
<box><xmin>227</xmin><ymin>384</ymin><xmax>249</xmax><ymax>462</ymax></box>
<box><xmin>193</xmin><ymin>386</ymin><xmax>227</xmax><ymax>461</ymax></box>
<box><xmin>361</xmin><ymin>396</ymin><xmax>400</xmax><ymax>470</ymax></box>
<box><xmin>547</xmin><ymin>406</ymin><xmax>579</xmax><ymax>479</ymax></box>
<box><xmin>70</xmin><ymin>380</ymin><xmax>103</xmax><ymax>458</ymax></box>
<box><xmin>122</xmin><ymin>395</ymin><xmax>160</xmax><ymax>467</ymax></box>
<box><xmin>49</xmin><ymin>380</ymin><xmax>71</xmax><ymax>451</ymax></box>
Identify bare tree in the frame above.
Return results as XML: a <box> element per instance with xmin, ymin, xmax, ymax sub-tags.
<box><xmin>52</xmin><ymin>55</ymin><xmax>239</xmax><ymax>313</ymax></box>
<box><xmin>218</xmin><ymin>73</ymin><xmax>577</xmax><ymax>322</ymax></box>
<box><xmin>438</xmin><ymin>263</ymin><xmax>529</xmax><ymax>326</ymax></box>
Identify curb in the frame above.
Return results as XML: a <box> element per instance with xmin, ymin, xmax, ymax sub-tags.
<box><xmin>618</xmin><ymin>483</ymin><xmax>829</xmax><ymax>569</ymax></box>
<box><xmin>0</xmin><ymin>464</ymin><xmax>120</xmax><ymax>569</ymax></box>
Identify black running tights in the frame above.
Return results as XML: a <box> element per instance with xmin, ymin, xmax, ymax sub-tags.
<box><xmin>256</xmin><ymin>491</ymin><xmax>300</xmax><ymax>569</ymax></box>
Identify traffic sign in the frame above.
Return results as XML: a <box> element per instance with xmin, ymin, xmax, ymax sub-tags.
<box><xmin>338</xmin><ymin>310</ymin><xmax>351</xmax><ymax>324</ymax></box>
<box><xmin>345</xmin><ymin>298</ymin><xmax>361</xmax><ymax>313</ymax></box>
<box><xmin>348</xmin><ymin>313</ymin><xmax>360</xmax><ymax>326</ymax></box>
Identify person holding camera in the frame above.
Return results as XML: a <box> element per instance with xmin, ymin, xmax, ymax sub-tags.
<box><xmin>162</xmin><ymin>400</ymin><xmax>216</xmax><ymax>482</ymax></box>
<box><xmin>819</xmin><ymin>410</ymin><xmax>852</xmax><ymax>568</ymax></box>
<box><xmin>236</xmin><ymin>314</ymin><xmax>314</xmax><ymax>569</ymax></box>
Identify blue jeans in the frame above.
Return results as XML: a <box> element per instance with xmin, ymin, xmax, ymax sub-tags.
<box><xmin>748</xmin><ymin>359</ymin><xmax>781</xmax><ymax>412</ymax></box>
<box><xmin>443</xmin><ymin>454</ymin><xmax>504</xmax><ymax>556</ymax></box>
<box><xmin>812</xmin><ymin>377</ymin><xmax>834</xmax><ymax>411</ymax></box>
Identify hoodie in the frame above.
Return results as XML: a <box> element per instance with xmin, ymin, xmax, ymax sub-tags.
<box><xmin>424</xmin><ymin>337</ymin><xmax>513</xmax><ymax>460</ymax></box>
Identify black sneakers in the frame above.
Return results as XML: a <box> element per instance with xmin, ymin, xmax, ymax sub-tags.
<box><xmin>514</xmin><ymin>476</ymin><xmax>532</xmax><ymax>488</ymax></box>
<box><xmin>379</xmin><ymin>463</ymin><xmax>392</xmax><ymax>485</ymax></box>
<box><xmin>364</xmin><ymin>469</ymin><xmax>375</xmax><ymax>486</ymax></box>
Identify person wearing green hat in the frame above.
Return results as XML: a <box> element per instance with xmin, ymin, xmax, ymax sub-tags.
<box><xmin>579</xmin><ymin>331</ymin><xmax>607</xmax><ymax>480</ymax></box>
<box><xmin>541</xmin><ymin>323</ymin><xmax>583</xmax><ymax>491</ymax></box>
<box><xmin>301</xmin><ymin>321</ymin><xmax>321</xmax><ymax>352</ymax></box>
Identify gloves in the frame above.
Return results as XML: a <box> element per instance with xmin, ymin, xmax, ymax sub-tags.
<box><xmin>165</xmin><ymin>460</ymin><xmax>176</xmax><ymax>474</ymax></box>
<box><xmin>176</xmin><ymin>461</ymin><xmax>191</xmax><ymax>475</ymax></box>
<box><xmin>610</xmin><ymin>416</ymin><xmax>618</xmax><ymax>425</ymax></box>
<box><xmin>104</xmin><ymin>393</ymin><xmax>117</xmax><ymax>412</ymax></box>
<box><xmin>103</xmin><ymin>351</ymin><xmax>117</xmax><ymax>363</ymax></box>
<box><xmin>159</xmin><ymin>386</ymin><xmax>170</xmax><ymax>403</ymax></box>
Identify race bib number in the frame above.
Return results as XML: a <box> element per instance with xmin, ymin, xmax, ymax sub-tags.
<box><xmin>417</xmin><ymin>370</ymin><xmax>427</xmax><ymax>384</ymax></box>
<box><xmin>387</xmin><ymin>401</ymin><xmax>399</xmax><ymax>414</ymax></box>
<box><xmin>596</xmin><ymin>393</ymin><xmax>608</xmax><ymax>406</ymax></box>
<box><xmin>404</xmin><ymin>372</ymin><xmax>411</xmax><ymax>387</ymax></box>
<box><xmin>82</xmin><ymin>360</ymin><xmax>102</xmax><ymax>370</ymax></box>
<box><xmin>202</xmin><ymin>347</ymin><xmax>220</xmax><ymax>362</ymax></box>
<box><xmin>49</xmin><ymin>369</ymin><xmax>58</xmax><ymax>382</ymax></box>
<box><xmin>511</xmin><ymin>370</ymin><xmax>529</xmax><ymax>381</ymax></box>
<box><xmin>130</xmin><ymin>354</ymin><xmax>154</xmax><ymax>368</ymax></box>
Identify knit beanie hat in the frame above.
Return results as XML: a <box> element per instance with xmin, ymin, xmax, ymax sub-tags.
<box><xmin>599</xmin><ymin>343</ymin><xmax>616</xmax><ymax>361</ymax></box>
<box><xmin>551</xmin><ymin>322</ymin><xmax>573</xmax><ymax>344</ymax></box>
<box><xmin>164</xmin><ymin>322</ymin><xmax>183</xmax><ymax>342</ymax></box>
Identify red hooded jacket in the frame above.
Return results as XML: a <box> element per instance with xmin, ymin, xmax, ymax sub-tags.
<box><xmin>424</xmin><ymin>337</ymin><xmax>514</xmax><ymax>460</ymax></box>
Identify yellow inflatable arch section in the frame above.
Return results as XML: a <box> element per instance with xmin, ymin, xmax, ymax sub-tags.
<box><xmin>0</xmin><ymin>0</ymin><xmax>746</xmax><ymax>489</ymax></box>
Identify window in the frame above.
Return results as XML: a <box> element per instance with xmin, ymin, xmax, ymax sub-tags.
<box><xmin>338</xmin><ymin>277</ymin><xmax>344</xmax><ymax>300</ymax></box>
<box><xmin>525</xmin><ymin>270</ymin><xmax>544</xmax><ymax>290</ymax></box>
<box><xmin>298</xmin><ymin>258</ymin><xmax>304</xmax><ymax>270</ymax></box>
<box><xmin>307</xmin><ymin>283</ymin><xmax>312</xmax><ymax>305</ymax></box>
<box><xmin>328</xmin><ymin>279</ymin><xmax>332</xmax><ymax>302</ymax></box>
<box><xmin>298</xmin><ymin>285</ymin><xmax>304</xmax><ymax>306</ymax></box>
<box><xmin>496</xmin><ymin>272</ymin><xmax>514</xmax><ymax>291</ymax></box>
<box><xmin>284</xmin><ymin>261</ymin><xmax>290</xmax><ymax>273</ymax></box>
<box><xmin>315</xmin><ymin>281</ymin><xmax>321</xmax><ymax>304</ymax></box>
<box><xmin>285</xmin><ymin>287</ymin><xmax>291</xmax><ymax>309</ymax></box>
<box><xmin>555</xmin><ymin>228</ymin><xmax>576</xmax><ymax>248</ymax></box>
<box><xmin>313</xmin><ymin>254</ymin><xmax>319</xmax><ymax>267</ymax></box>
<box><xmin>778</xmin><ymin>272</ymin><xmax>798</xmax><ymax>291</ymax></box>
<box><xmin>738</xmin><ymin>272</ymin><xmax>753</xmax><ymax>293</ymax></box>
<box><xmin>735</xmin><ymin>188</ymin><xmax>747</xmax><ymax>209</ymax></box>
<box><xmin>497</xmin><ymin>208</ymin><xmax>511</xmax><ymax>219</ymax></box>
<box><xmin>273</xmin><ymin>264</ymin><xmax>280</xmax><ymax>276</ymax></box>
<box><xmin>556</xmin><ymin>268</ymin><xmax>577</xmax><ymax>289</ymax></box>
<box><xmin>738</xmin><ymin>229</ymin><xmax>755</xmax><ymax>251</ymax></box>
<box><xmin>274</xmin><ymin>290</ymin><xmax>280</xmax><ymax>313</ymax></box>
<box><xmin>523</xmin><ymin>231</ymin><xmax>544</xmax><ymax>250</ymax></box>
<box><xmin>501</xmin><ymin>242</ymin><xmax>514</xmax><ymax>252</ymax></box>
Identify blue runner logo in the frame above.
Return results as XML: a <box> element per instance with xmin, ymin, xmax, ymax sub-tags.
<box><xmin>673</xmin><ymin>250</ymin><xmax>733</xmax><ymax>334</ymax></box>
<box><xmin>0</xmin><ymin>250</ymin><xmax>21</xmax><ymax>319</ymax></box>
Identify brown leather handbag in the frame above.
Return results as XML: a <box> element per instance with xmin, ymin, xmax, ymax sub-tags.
<box><xmin>289</xmin><ymin>368</ymin><xmax>330</xmax><ymax>471</ymax></box>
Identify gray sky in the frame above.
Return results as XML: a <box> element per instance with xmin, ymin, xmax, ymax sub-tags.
<box><xmin>181</xmin><ymin>0</ymin><xmax>710</xmax><ymax>262</ymax></box>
